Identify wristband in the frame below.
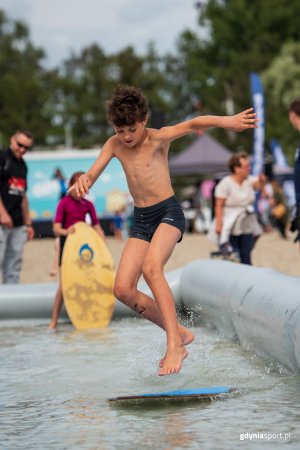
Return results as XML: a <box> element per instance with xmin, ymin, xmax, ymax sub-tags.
<box><xmin>25</xmin><ymin>224</ymin><xmax>33</xmax><ymax>228</ymax></box>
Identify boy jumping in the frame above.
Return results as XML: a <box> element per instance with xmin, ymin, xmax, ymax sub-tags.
<box><xmin>71</xmin><ymin>85</ymin><xmax>258</xmax><ymax>376</ymax></box>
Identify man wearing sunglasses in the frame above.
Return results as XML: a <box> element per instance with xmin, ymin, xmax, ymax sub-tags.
<box><xmin>0</xmin><ymin>130</ymin><xmax>35</xmax><ymax>284</ymax></box>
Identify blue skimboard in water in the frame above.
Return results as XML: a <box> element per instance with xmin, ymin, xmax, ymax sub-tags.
<box><xmin>108</xmin><ymin>386</ymin><xmax>234</xmax><ymax>407</ymax></box>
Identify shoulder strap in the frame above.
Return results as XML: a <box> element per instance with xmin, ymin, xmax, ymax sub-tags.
<box><xmin>0</xmin><ymin>150</ymin><xmax>11</xmax><ymax>175</ymax></box>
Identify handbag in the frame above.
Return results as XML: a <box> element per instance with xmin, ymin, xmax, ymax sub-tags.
<box><xmin>271</xmin><ymin>203</ymin><xmax>286</xmax><ymax>219</ymax></box>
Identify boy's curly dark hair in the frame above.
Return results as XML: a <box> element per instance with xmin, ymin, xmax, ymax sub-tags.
<box><xmin>105</xmin><ymin>85</ymin><xmax>148</xmax><ymax>127</ymax></box>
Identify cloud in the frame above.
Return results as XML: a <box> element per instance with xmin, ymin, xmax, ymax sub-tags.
<box><xmin>0</xmin><ymin>0</ymin><xmax>197</xmax><ymax>67</ymax></box>
<box><xmin>100</xmin><ymin>173</ymin><xmax>112</xmax><ymax>183</ymax></box>
<box><xmin>34</xmin><ymin>171</ymin><xmax>47</xmax><ymax>180</ymax></box>
<box><xmin>31</xmin><ymin>180</ymin><xmax>59</xmax><ymax>198</ymax></box>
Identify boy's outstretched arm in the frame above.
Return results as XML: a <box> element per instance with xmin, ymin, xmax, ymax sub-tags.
<box><xmin>69</xmin><ymin>140</ymin><xmax>114</xmax><ymax>197</ymax></box>
<box><xmin>157</xmin><ymin>108</ymin><xmax>259</xmax><ymax>142</ymax></box>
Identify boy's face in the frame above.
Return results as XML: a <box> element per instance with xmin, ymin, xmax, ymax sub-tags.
<box><xmin>113</xmin><ymin>119</ymin><xmax>147</xmax><ymax>147</ymax></box>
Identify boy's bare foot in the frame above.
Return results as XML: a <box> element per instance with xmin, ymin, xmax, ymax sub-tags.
<box><xmin>158</xmin><ymin>346</ymin><xmax>188</xmax><ymax>376</ymax></box>
<box><xmin>49</xmin><ymin>269</ymin><xmax>57</xmax><ymax>277</ymax></box>
<box><xmin>159</xmin><ymin>327</ymin><xmax>194</xmax><ymax>367</ymax></box>
<box><xmin>180</xmin><ymin>327</ymin><xmax>195</xmax><ymax>346</ymax></box>
<box><xmin>48</xmin><ymin>321</ymin><xmax>57</xmax><ymax>329</ymax></box>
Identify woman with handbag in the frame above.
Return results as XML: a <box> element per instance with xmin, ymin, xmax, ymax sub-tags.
<box><xmin>214</xmin><ymin>152</ymin><xmax>265</xmax><ymax>265</ymax></box>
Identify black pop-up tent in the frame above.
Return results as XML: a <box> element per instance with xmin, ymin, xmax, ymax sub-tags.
<box><xmin>169</xmin><ymin>134</ymin><xmax>232</xmax><ymax>175</ymax></box>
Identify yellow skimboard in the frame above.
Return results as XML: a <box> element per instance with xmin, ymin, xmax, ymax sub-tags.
<box><xmin>61</xmin><ymin>221</ymin><xmax>115</xmax><ymax>330</ymax></box>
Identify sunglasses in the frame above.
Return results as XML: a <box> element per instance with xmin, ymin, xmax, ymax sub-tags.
<box><xmin>16</xmin><ymin>140</ymin><xmax>31</xmax><ymax>151</ymax></box>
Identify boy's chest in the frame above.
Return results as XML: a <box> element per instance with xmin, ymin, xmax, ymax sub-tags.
<box><xmin>118</xmin><ymin>145</ymin><xmax>166</xmax><ymax>175</ymax></box>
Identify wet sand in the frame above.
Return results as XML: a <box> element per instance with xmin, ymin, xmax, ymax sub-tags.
<box><xmin>20</xmin><ymin>230</ymin><xmax>300</xmax><ymax>284</ymax></box>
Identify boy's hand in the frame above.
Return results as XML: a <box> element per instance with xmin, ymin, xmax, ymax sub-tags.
<box><xmin>68</xmin><ymin>173</ymin><xmax>91</xmax><ymax>197</ymax></box>
<box><xmin>227</xmin><ymin>108</ymin><xmax>259</xmax><ymax>132</ymax></box>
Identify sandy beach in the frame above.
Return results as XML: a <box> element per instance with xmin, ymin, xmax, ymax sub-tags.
<box><xmin>20</xmin><ymin>229</ymin><xmax>300</xmax><ymax>284</ymax></box>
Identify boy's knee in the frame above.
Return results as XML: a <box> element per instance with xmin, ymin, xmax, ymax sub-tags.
<box><xmin>113</xmin><ymin>282</ymin><xmax>124</xmax><ymax>300</ymax></box>
<box><xmin>113</xmin><ymin>281</ymin><xmax>132</xmax><ymax>303</ymax></box>
<box><xmin>113</xmin><ymin>282</ymin><xmax>145</xmax><ymax>314</ymax></box>
<box><xmin>142</xmin><ymin>260</ymin><xmax>161</xmax><ymax>283</ymax></box>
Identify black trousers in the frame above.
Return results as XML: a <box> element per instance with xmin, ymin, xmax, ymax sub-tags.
<box><xmin>230</xmin><ymin>234</ymin><xmax>253</xmax><ymax>265</ymax></box>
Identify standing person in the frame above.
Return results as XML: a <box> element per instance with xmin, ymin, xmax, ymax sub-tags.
<box><xmin>48</xmin><ymin>171</ymin><xmax>105</xmax><ymax>329</ymax></box>
<box><xmin>53</xmin><ymin>167</ymin><xmax>68</xmax><ymax>199</ymax></box>
<box><xmin>49</xmin><ymin>168</ymin><xmax>68</xmax><ymax>276</ymax></box>
<box><xmin>0</xmin><ymin>130</ymin><xmax>35</xmax><ymax>284</ymax></box>
<box><xmin>289</xmin><ymin>99</ymin><xmax>300</xmax><ymax>244</ymax></box>
<box><xmin>110</xmin><ymin>209</ymin><xmax>124</xmax><ymax>240</ymax></box>
<box><xmin>214</xmin><ymin>152</ymin><xmax>265</xmax><ymax>265</ymax></box>
<box><xmin>269</xmin><ymin>180</ymin><xmax>289</xmax><ymax>239</ymax></box>
<box><xmin>70</xmin><ymin>85</ymin><xmax>258</xmax><ymax>375</ymax></box>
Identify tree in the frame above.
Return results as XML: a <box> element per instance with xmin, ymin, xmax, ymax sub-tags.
<box><xmin>168</xmin><ymin>0</ymin><xmax>300</xmax><ymax>154</ymax></box>
<box><xmin>262</xmin><ymin>41</ymin><xmax>300</xmax><ymax>161</ymax></box>
<box><xmin>0</xmin><ymin>10</ymin><xmax>51</xmax><ymax>146</ymax></box>
<box><xmin>48</xmin><ymin>43</ymin><xmax>171</xmax><ymax>148</ymax></box>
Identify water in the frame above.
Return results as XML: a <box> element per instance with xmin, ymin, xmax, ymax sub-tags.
<box><xmin>1</xmin><ymin>318</ymin><xmax>299</xmax><ymax>449</ymax></box>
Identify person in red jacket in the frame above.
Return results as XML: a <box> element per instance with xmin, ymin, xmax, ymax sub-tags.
<box><xmin>48</xmin><ymin>171</ymin><xmax>105</xmax><ymax>329</ymax></box>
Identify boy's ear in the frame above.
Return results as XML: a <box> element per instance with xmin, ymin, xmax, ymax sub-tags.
<box><xmin>143</xmin><ymin>114</ymin><xmax>149</xmax><ymax>125</ymax></box>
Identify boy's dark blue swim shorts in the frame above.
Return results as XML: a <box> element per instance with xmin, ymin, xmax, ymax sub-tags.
<box><xmin>130</xmin><ymin>196</ymin><xmax>186</xmax><ymax>243</ymax></box>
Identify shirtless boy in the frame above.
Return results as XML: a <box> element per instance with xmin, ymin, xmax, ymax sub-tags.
<box><xmin>71</xmin><ymin>85</ymin><xmax>258</xmax><ymax>376</ymax></box>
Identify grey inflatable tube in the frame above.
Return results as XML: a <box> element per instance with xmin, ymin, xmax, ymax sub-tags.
<box><xmin>1</xmin><ymin>260</ymin><xmax>300</xmax><ymax>372</ymax></box>
<box><xmin>0</xmin><ymin>268</ymin><xmax>183</xmax><ymax>321</ymax></box>
<box><xmin>179</xmin><ymin>259</ymin><xmax>300</xmax><ymax>372</ymax></box>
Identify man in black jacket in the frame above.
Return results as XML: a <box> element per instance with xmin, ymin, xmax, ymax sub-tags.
<box><xmin>0</xmin><ymin>130</ymin><xmax>35</xmax><ymax>283</ymax></box>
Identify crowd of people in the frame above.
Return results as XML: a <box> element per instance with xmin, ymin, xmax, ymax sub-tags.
<box><xmin>180</xmin><ymin>99</ymin><xmax>300</xmax><ymax>265</ymax></box>
<box><xmin>0</xmin><ymin>88</ymin><xmax>299</xmax><ymax>376</ymax></box>
<box><xmin>184</xmin><ymin>168</ymin><xmax>293</xmax><ymax>265</ymax></box>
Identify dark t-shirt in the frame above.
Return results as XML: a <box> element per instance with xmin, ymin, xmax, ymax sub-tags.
<box><xmin>0</xmin><ymin>148</ymin><xmax>27</xmax><ymax>226</ymax></box>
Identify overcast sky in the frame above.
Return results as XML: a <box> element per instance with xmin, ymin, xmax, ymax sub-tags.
<box><xmin>0</xmin><ymin>0</ymin><xmax>200</xmax><ymax>68</ymax></box>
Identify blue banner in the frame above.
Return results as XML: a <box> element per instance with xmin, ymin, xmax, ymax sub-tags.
<box><xmin>250</xmin><ymin>73</ymin><xmax>265</xmax><ymax>176</ymax></box>
<box><xmin>270</xmin><ymin>138</ymin><xmax>289</xmax><ymax>168</ymax></box>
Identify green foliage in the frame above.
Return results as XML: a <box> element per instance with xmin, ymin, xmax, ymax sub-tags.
<box><xmin>0</xmin><ymin>2</ymin><xmax>299</xmax><ymax>158</ymax></box>
<box><xmin>44</xmin><ymin>43</ymin><xmax>171</xmax><ymax>148</ymax></box>
<box><xmin>0</xmin><ymin>11</ymin><xmax>50</xmax><ymax>146</ymax></box>
<box><xmin>170</xmin><ymin>0</ymin><xmax>300</xmax><ymax>155</ymax></box>
<box><xmin>262</xmin><ymin>41</ymin><xmax>300</xmax><ymax>162</ymax></box>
